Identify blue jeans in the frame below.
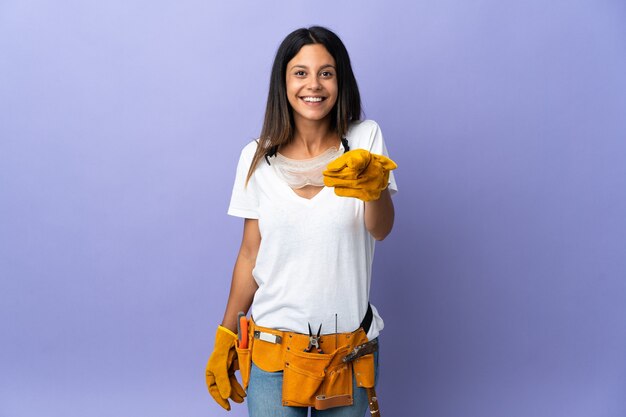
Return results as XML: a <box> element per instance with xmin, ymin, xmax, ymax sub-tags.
<box><xmin>246</xmin><ymin>346</ymin><xmax>379</xmax><ymax>417</ymax></box>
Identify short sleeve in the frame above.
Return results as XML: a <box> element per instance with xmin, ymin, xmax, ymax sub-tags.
<box><xmin>227</xmin><ymin>143</ymin><xmax>260</xmax><ymax>219</ymax></box>
<box><xmin>364</xmin><ymin>121</ymin><xmax>398</xmax><ymax>196</ymax></box>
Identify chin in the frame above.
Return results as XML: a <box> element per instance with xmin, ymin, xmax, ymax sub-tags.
<box><xmin>295</xmin><ymin>110</ymin><xmax>332</xmax><ymax>122</ymax></box>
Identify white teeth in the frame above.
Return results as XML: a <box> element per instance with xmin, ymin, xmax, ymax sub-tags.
<box><xmin>302</xmin><ymin>97</ymin><xmax>323</xmax><ymax>102</ymax></box>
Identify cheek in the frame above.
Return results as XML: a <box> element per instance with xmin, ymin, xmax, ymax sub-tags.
<box><xmin>285</xmin><ymin>81</ymin><xmax>298</xmax><ymax>105</ymax></box>
<box><xmin>287</xmin><ymin>95</ymin><xmax>298</xmax><ymax>110</ymax></box>
<box><xmin>285</xmin><ymin>77</ymin><xmax>299</xmax><ymax>94</ymax></box>
<box><xmin>327</xmin><ymin>81</ymin><xmax>338</xmax><ymax>98</ymax></box>
<box><xmin>327</xmin><ymin>84</ymin><xmax>339</xmax><ymax>105</ymax></box>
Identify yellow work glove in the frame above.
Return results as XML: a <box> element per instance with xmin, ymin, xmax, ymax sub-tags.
<box><xmin>205</xmin><ymin>326</ymin><xmax>246</xmax><ymax>410</ymax></box>
<box><xmin>323</xmin><ymin>149</ymin><xmax>397</xmax><ymax>201</ymax></box>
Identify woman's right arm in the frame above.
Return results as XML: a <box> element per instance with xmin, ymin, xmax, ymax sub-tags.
<box><xmin>220</xmin><ymin>218</ymin><xmax>261</xmax><ymax>333</ymax></box>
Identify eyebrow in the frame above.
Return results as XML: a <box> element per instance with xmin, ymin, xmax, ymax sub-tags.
<box><xmin>290</xmin><ymin>64</ymin><xmax>336</xmax><ymax>71</ymax></box>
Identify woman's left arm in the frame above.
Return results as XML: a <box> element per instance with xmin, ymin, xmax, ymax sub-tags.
<box><xmin>364</xmin><ymin>188</ymin><xmax>394</xmax><ymax>240</ymax></box>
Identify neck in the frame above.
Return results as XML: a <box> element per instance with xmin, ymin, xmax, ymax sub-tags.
<box><xmin>291</xmin><ymin>117</ymin><xmax>338</xmax><ymax>157</ymax></box>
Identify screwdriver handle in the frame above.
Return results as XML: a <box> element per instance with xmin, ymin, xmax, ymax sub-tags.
<box><xmin>237</xmin><ymin>312</ymin><xmax>248</xmax><ymax>349</ymax></box>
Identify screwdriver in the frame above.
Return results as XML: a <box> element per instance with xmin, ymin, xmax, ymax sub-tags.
<box><xmin>237</xmin><ymin>312</ymin><xmax>248</xmax><ymax>349</ymax></box>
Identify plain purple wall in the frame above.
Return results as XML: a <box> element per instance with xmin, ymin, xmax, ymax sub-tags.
<box><xmin>1</xmin><ymin>1</ymin><xmax>625</xmax><ymax>416</ymax></box>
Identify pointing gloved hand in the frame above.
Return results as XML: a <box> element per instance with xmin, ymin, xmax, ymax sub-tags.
<box><xmin>323</xmin><ymin>149</ymin><xmax>397</xmax><ymax>201</ymax></box>
<box><xmin>205</xmin><ymin>326</ymin><xmax>246</xmax><ymax>410</ymax></box>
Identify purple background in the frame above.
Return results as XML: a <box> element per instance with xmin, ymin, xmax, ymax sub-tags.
<box><xmin>1</xmin><ymin>1</ymin><xmax>625</xmax><ymax>416</ymax></box>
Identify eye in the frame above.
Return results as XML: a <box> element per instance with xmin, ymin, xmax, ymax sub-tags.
<box><xmin>320</xmin><ymin>71</ymin><xmax>334</xmax><ymax>78</ymax></box>
<box><xmin>294</xmin><ymin>70</ymin><xmax>306</xmax><ymax>77</ymax></box>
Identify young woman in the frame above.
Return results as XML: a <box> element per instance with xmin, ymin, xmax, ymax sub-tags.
<box><xmin>206</xmin><ymin>26</ymin><xmax>398</xmax><ymax>417</ymax></box>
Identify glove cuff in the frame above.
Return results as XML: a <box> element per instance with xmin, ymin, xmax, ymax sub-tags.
<box><xmin>217</xmin><ymin>325</ymin><xmax>238</xmax><ymax>340</ymax></box>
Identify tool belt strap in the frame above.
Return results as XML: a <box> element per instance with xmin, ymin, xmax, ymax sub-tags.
<box><xmin>361</xmin><ymin>303</ymin><xmax>373</xmax><ymax>335</ymax></box>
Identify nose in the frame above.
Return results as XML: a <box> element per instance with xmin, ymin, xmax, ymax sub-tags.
<box><xmin>308</xmin><ymin>76</ymin><xmax>322</xmax><ymax>90</ymax></box>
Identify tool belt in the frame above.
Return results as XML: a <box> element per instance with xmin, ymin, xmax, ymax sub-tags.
<box><xmin>235</xmin><ymin>318</ymin><xmax>377</xmax><ymax>410</ymax></box>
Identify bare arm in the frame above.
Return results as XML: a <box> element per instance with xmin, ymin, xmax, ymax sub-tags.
<box><xmin>364</xmin><ymin>188</ymin><xmax>395</xmax><ymax>241</ymax></box>
<box><xmin>220</xmin><ymin>218</ymin><xmax>261</xmax><ymax>333</ymax></box>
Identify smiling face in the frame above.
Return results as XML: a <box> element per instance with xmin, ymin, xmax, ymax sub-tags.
<box><xmin>285</xmin><ymin>44</ymin><xmax>338</xmax><ymax>126</ymax></box>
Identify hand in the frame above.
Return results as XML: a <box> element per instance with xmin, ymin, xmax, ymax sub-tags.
<box><xmin>205</xmin><ymin>326</ymin><xmax>246</xmax><ymax>410</ymax></box>
<box><xmin>323</xmin><ymin>149</ymin><xmax>397</xmax><ymax>201</ymax></box>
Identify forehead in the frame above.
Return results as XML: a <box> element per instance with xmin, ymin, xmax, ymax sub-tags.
<box><xmin>288</xmin><ymin>44</ymin><xmax>336</xmax><ymax>68</ymax></box>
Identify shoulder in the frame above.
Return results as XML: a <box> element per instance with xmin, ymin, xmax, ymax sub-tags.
<box><xmin>238</xmin><ymin>140</ymin><xmax>260</xmax><ymax>162</ymax></box>
<box><xmin>346</xmin><ymin>119</ymin><xmax>383</xmax><ymax>149</ymax></box>
<box><xmin>347</xmin><ymin>119</ymin><xmax>381</xmax><ymax>137</ymax></box>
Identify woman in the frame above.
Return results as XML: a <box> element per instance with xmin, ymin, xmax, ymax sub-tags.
<box><xmin>206</xmin><ymin>26</ymin><xmax>398</xmax><ymax>417</ymax></box>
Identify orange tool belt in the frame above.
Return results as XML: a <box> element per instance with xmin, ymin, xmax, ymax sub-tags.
<box><xmin>236</xmin><ymin>318</ymin><xmax>376</xmax><ymax>410</ymax></box>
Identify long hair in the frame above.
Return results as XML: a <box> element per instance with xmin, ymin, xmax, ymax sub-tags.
<box><xmin>245</xmin><ymin>26</ymin><xmax>362</xmax><ymax>184</ymax></box>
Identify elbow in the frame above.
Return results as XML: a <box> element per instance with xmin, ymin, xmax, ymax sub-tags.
<box><xmin>370</xmin><ymin>228</ymin><xmax>392</xmax><ymax>241</ymax></box>
<box><xmin>367</xmin><ymin>218</ymin><xmax>394</xmax><ymax>241</ymax></box>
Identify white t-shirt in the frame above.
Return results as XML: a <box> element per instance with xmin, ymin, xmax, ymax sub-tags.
<box><xmin>228</xmin><ymin>120</ymin><xmax>397</xmax><ymax>340</ymax></box>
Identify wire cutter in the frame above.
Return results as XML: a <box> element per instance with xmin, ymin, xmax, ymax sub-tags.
<box><xmin>304</xmin><ymin>323</ymin><xmax>323</xmax><ymax>353</ymax></box>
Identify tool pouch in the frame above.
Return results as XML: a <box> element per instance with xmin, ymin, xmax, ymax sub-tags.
<box><xmin>282</xmin><ymin>343</ymin><xmax>354</xmax><ymax>408</ymax></box>
<box><xmin>313</xmin><ymin>347</ymin><xmax>354</xmax><ymax>410</ymax></box>
<box><xmin>235</xmin><ymin>327</ymin><xmax>253</xmax><ymax>390</ymax></box>
<box><xmin>282</xmin><ymin>348</ymin><xmax>336</xmax><ymax>406</ymax></box>
<box><xmin>353</xmin><ymin>352</ymin><xmax>376</xmax><ymax>389</ymax></box>
<box><xmin>250</xmin><ymin>326</ymin><xmax>285</xmax><ymax>372</ymax></box>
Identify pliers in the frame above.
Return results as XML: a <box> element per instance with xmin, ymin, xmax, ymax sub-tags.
<box><xmin>304</xmin><ymin>323</ymin><xmax>323</xmax><ymax>353</ymax></box>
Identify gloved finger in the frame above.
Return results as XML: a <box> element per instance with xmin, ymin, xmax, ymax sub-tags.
<box><xmin>208</xmin><ymin>380</ymin><xmax>232</xmax><ymax>410</ymax></box>
<box><xmin>358</xmin><ymin>161</ymin><xmax>391</xmax><ymax>188</ymax></box>
<box><xmin>333</xmin><ymin>186</ymin><xmax>381</xmax><ymax>202</ymax></box>
<box><xmin>324</xmin><ymin>155</ymin><xmax>395</xmax><ymax>181</ymax></box>
<box><xmin>377</xmin><ymin>169</ymin><xmax>391</xmax><ymax>190</ymax></box>
<box><xmin>324</xmin><ymin>156</ymin><xmax>348</xmax><ymax>172</ymax></box>
<box><xmin>323</xmin><ymin>175</ymin><xmax>340</xmax><ymax>187</ymax></box>
<box><xmin>326</xmin><ymin>149</ymin><xmax>371</xmax><ymax>173</ymax></box>
<box><xmin>324</xmin><ymin>175</ymin><xmax>364</xmax><ymax>188</ymax></box>
<box><xmin>322</xmin><ymin>167</ymin><xmax>362</xmax><ymax>180</ymax></box>
<box><xmin>206</xmin><ymin>372</ymin><xmax>232</xmax><ymax>410</ymax></box>
<box><xmin>229</xmin><ymin>374</ymin><xmax>246</xmax><ymax>403</ymax></box>
<box><xmin>227</xmin><ymin>353</ymin><xmax>246</xmax><ymax>403</ymax></box>
<box><xmin>205</xmin><ymin>369</ymin><xmax>214</xmax><ymax>392</ymax></box>
<box><xmin>214</xmin><ymin>363</ymin><xmax>232</xmax><ymax>399</ymax></box>
<box><xmin>228</xmin><ymin>349</ymin><xmax>239</xmax><ymax>371</ymax></box>
<box><xmin>324</xmin><ymin>172</ymin><xmax>385</xmax><ymax>188</ymax></box>
<box><xmin>206</xmin><ymin>354</ymin><xmax>233</xmax><ymax>400</ymax></box>
<box><xmin>324</xmin><ymin>172</ymin><xmax>386</xmax><ymax>190</ymax></box>
<box><xmin>343</xmin><ymin>149</ymin><xmax>372</xmax><ymax>171</ymax></box>
<box><xmin>324</xmin><ymin>153</ymin><xmax>377</xmax><ymax>179</ymax></box>
<box><xmin>331</xmin><ymin>155</ymin><xmax>384</xmax><ymax>177</ymax></box>
<box><xmin>371</xmin><ymin>153</ymin><xmax>398</xmax><ymax>171</ymax></box>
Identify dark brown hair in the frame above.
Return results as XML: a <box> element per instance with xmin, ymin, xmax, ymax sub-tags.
<box><xmin>245</xmin><ymin>26</ymin><xmax>362</xmax><ymax>184</ymax></box>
